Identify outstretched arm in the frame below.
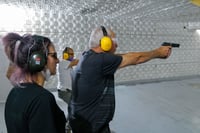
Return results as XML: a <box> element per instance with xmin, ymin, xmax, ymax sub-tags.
<box><xmin>118</xmin><ymin>46</ymin><xmax>172</xmax><ymax>69</ymax></box>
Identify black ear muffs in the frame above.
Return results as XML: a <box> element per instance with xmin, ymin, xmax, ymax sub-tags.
<box><xmin>28</xmin><ymin>51</ymin><xmax>46</xmax><ymax>72</ymax></box>
<box><xmin>28</xmin><ymin>35</ymin><xmax>47</xmax><ymax>73</ymax></box>
<box><xmin>100</xmin><ymin>26</ymin><xmax>112</xmax><ymax>52</ymax></box>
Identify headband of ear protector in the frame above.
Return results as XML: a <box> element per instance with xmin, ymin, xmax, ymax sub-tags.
<box><xmin>63</xmin><ymin>47</ymin><xmax>69</xmax><ymax>60</ymax></box>
<box><xmin>28</xmin><ymin>35</ymin><xmax>47</xmax><ymax>73</ymax></box>
<box><xmin>100</xmin><ymin>26</ymin><xmax>112</xmax><ymax>52</ymax></box>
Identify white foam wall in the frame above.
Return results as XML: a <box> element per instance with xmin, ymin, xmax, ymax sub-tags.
<box><xmin>0</xmin><ymin>9</ymin><xmax>200</xmax><ymax>101</ymax></box>
<box><xmin>0</xmin><ymin>41</ymin><xmax>12</xmax><ymax>102</ymax></box>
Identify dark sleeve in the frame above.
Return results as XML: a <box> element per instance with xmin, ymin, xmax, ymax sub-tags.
<box><xmin>27</xmin><ymin>93</ymin><xmax>66</xmax><ymax>133</ymax></box>
<box><xmin>102</xmin><ymin>53</ymin><xmax>122</xmax><ymax>75</ymax></box>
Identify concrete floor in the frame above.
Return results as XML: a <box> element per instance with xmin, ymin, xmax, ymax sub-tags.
<box><xmin>1</xmin><ymin>77</ymin><xmax>200</xmax><ymax>133</ymax></box>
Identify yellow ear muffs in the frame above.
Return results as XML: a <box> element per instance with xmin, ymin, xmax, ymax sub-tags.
<box><xmin>100</xmin><ymin>26</ymin><xmax>112</xmax><ymax>52</ymax></box>
<box><xmin>100</xmin><ymin>36</ymin><xmax>112</xmax><ymax>52</ymax></box>
<box><xmin>63</xmin><ymin>53</ymin><xmax>69</xmax><ymax>60</ymax></box>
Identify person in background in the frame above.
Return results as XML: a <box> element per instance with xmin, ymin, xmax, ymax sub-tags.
<box><xmin>57</xmin><ymin>47</ymin><xmax>78</xmax><ymax>104</ymax></box>
<box><xmin>57</xmin><ymin>47</ymin><xmax>78</xmax><ymax>133</ymax></box>
<box><xmin>68</xmin><ymin>26</ymin><xmax>172</xmax><ymax>133</ymax></box>
<box><xmin>2</xmin><ymin>33</ymin><xmax>66</xmax><ymax>133</ymax></box>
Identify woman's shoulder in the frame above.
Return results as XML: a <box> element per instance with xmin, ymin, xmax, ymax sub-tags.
<box><xmin>27</xmin><ymin>83</ymin><xmax>56</xmax><ymax>104</ymax></box>
<box><xmin>18</xmin><ymin>83</ymin><xmax>54</xmax><ymax>99</ymax></box>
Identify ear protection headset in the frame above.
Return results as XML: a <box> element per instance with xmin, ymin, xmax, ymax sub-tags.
<box><xmin>100</xmin><ymin>26</ymin><xmax>112</xmax><ymax>52</ymax></box>
<box><xmin>63</xmin><ymin>47</ymin><xmax>69</xmax><ymax>60</ymax></box>
<box><xmin>63</xmin><ymin>47</ymin><xmax>74</xmax><ymax>61</ymax></box>
<box><xmin>27</xmin><ymin>35</ymin><xmax>47</xmax><ymax>73</ymax></box>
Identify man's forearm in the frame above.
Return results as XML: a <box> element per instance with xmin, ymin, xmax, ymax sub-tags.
<box><xmin>118</xmin><ymin>46</ymin><xmax>170</xmax><ymax>69</ymax></box>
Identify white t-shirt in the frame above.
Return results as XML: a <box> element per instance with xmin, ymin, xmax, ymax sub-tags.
<box><xmin>57</xmin><ymin>60</ymin><xmax>73</xmax><ymax>90</ymax></box>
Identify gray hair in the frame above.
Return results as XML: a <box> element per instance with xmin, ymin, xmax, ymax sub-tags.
<box><xmin>88</xmin><ymin>26</ymin><xmax>112</xmax><ymax>49</ymax></box>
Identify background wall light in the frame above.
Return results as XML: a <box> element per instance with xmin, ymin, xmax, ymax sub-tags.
<box><xmin>196</xmin><ymin>29</ymin><xmax>200</xmax><ymax>35</ymax></box>
<box><xmin>0</xmin><ymin>5</ymin><xmax>27</xmax><ymax>31</ymax></box>
<box><xmin>184</xmin><ymin>22</ymin><xmax>200</xmax><ymax>30</ymax></box>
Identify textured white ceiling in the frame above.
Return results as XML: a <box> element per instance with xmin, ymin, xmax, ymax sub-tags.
<box><xmin>0</xmin><ymin>0</ymin><xmax>200</xmax><ymax>22</ymax></box>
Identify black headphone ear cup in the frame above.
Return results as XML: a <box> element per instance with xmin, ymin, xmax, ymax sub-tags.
<box><xmin>28</xmin><ymin>51</ymin><xmax>46</xmax><ymax>72</ymax></box>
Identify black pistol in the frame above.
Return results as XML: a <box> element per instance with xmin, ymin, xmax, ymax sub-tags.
<box><xmin>162</xmin><ymin>42</ymin><xmax>180</xmax><ymax>48</ymax></box>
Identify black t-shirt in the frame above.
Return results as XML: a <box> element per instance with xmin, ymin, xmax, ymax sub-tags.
<box><xmin>69</xmin><ymin>50</ymin><xmax>122</xmax><ymax>132</ymax></box>
<box><xmin>5</xmin><ymin>83</ymin><xmax>66</xmax><ymax>133</ymax></box>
